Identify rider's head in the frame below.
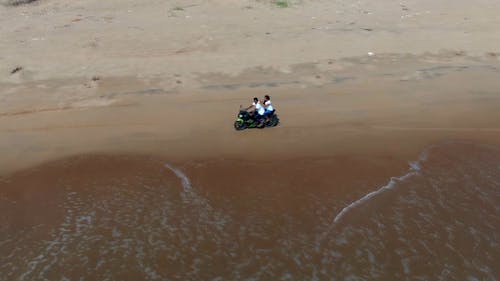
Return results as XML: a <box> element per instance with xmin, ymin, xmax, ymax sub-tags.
<box><xmin>253</xmin><ymin>97</ymin><xmax>258</xmax><ymax>103</ymax></box>
<box><xmin>264</xmin><ymin>95</ymin><xmax>270</xmax><ymax>100</ymax></box>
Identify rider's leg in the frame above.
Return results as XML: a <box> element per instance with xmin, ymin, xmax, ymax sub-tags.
<box><xmin>264</xmin><ymin>111</ymin><xmax>271</xmax><ymax>123</ymax></box>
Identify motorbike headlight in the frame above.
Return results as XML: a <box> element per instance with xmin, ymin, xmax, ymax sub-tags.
<box><xmin>239</xmin><ymin>114</ymin><xmax>242</xmax><ymax>117</ymax></box>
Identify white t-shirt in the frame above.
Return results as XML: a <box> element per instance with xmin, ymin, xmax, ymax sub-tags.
<box><xmin>255</xmin><ymin>102</ymin><xmax>265</xmax><ymax>115</ymax></box>
<box><xmin>264</xmin><ymin>100</ymin><xmax>273</xmax><ymax>111</ymax></box>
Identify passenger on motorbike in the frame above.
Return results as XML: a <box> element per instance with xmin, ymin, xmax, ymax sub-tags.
<box><xmin>262</xmin><ymin>94</ymin><xmax>274</xmax><ymax>123</ymax></box>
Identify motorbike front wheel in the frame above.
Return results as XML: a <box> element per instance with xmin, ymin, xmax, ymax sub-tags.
<box><xmin>234</xmin><ymin>120</ymin><xmax>247</xmax><ymax>130</ymax></box>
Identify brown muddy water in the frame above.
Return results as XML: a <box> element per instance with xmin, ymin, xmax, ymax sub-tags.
<box><xmin>0</xmin><ymin>142</ymin><xmax>499</xmax><ymax>280</ymax></box>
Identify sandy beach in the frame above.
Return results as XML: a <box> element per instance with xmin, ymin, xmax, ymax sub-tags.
<box><xmin>1</xmin><ymin>0</ymin><xmax>500</xmax><ymax>172</ymax></box>
<box><xmin>1</xmin><ymin>0</ymin><xmax>500</xmax><ymax>280</ymax></box>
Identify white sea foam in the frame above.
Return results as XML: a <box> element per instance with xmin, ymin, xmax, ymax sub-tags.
<box><xmin>163</xmin><ymin>163</ymin><xmax>231</xmax><ymax>267</ymax></box>
<box><xmin>19</xmin><ymin>192</ymin><xmax>96</xmax><ymax>281</ymax></box>
<box><xmin>332</xmin><ymin>147</ymin><xmax>430</xmax><ymax>225</ymax></box>
<box><xmin>164</xmin><ymin>164</ymin><xmax>192</xmax><ymax>191</ymax></box>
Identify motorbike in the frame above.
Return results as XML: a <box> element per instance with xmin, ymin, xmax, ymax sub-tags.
<box><xmin>234</xmin><ymin>107</ymin><xmax>280</xmax><ymax>130</ymax></box>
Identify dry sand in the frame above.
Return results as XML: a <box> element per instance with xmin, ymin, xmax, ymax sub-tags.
<box><xmin>1</xmin><ymin>0</ymin><xmax>500</xmax><ymax>175</ymax></box>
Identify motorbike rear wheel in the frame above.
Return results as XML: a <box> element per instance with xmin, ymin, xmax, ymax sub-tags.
<box><xmin>270</xmin><ymin>115</ymin><xmax>279</xmax><ymax>126</ymax></box>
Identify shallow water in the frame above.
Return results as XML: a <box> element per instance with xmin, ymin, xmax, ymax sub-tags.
<box><xmin>0</xmin><ymin>142</ymin><xmax>499</xmax><ymax>280</ymax></box>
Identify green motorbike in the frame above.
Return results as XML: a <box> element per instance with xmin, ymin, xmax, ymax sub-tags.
<box><xmin>234</xmin><ymin>109</ymin><xmax>280</xmax><ymax>131</ymax></box>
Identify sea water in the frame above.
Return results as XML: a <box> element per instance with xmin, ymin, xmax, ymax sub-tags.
<box><xmin>0</xmin><ymin>142</ymin><xmax>498</xmax><ymax>280</ymax></box>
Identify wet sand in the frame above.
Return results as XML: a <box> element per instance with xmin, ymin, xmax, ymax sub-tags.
<box><xmin>1</xmin><ymin>0</ymin><xmax>500</xmax><ymax>280</ymax></box>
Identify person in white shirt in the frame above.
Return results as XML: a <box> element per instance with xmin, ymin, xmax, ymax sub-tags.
<box><xmin>263</xmin><ymin>94</ymin><xmax>275</xmax><ymax>123</ymax></box>
<box><xmin>255</xmin><ymin>99</ymin><xmax>265</xmax><ymax>119</ymax></box>
<box><xmin>246</xmin><ymin>97</ymin><xmax>265</xmax><ymax>119</ymax></box>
